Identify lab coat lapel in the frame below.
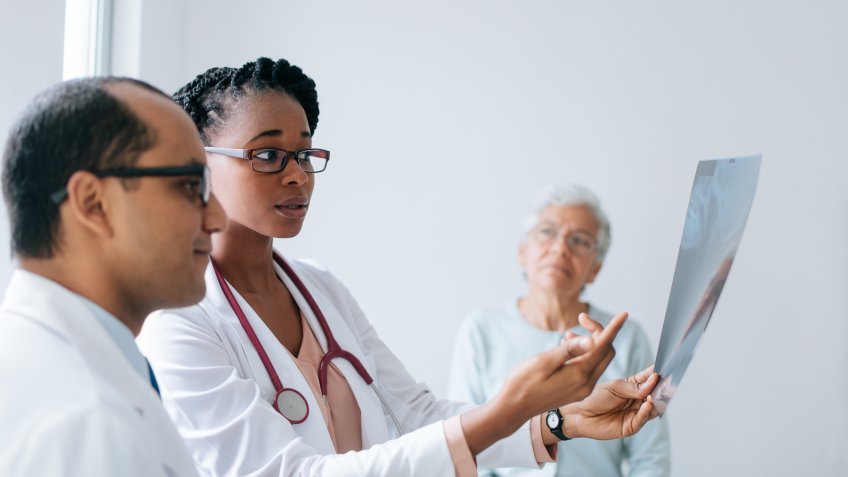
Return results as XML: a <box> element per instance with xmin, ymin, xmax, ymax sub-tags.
<box><xmin>203</xmin><ymin>264</ymin><xmax>337</xmax><ymax>454</ymax></box>
<box><xmin>1</xmin><ymin>271</ymin><xmax>195</xmax><ymax>475</ymax></box>
<box><xmin>278</xmin><ymin>257</ymin><xmax>391</xmax><ymax>448</ymax></box>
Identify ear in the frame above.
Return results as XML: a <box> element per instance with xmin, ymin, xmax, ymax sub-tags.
<box><xmin>63</xmin><ymin>171</ymin><xmax>114</xmax><ymax>240</ymax></box>
<box><xmin>517</xmin><ymin>240</ymin><xmax>528</xmax><ymax>270</ymax></box>
<box><xmin>585</xmin><ymin>259</ymin><xmax>603</xmax><ymax>285</ymax></box>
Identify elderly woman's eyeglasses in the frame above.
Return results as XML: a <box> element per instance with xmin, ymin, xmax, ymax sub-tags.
<box><xmin>204</xmin><ymin>147</ymin><xmax>330</xmax><ymax>174</ymax></box>
<box><xmin>530</xmin><ymin>225</ymin><xmax>598</xmax><ymax>256</ymax></box>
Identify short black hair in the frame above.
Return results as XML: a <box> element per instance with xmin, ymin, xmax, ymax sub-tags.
<box><xmin>174</xmin><ymin>57</ymin><xmax>320</xmax><ymax>144</ymax></box>
<box><xmin>2</xmin><ymin>76</ymin><xmax>170</xmax><ymax>259</ymax></box>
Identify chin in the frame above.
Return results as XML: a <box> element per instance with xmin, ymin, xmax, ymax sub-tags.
<box><xmin>269</xmin><ymin>223</ymin><xmax>306</xmax><ymax>239</ymax></box>
<box><xmin>535</xmin><ymin>279</ymin><xmax>579</xmax><ymax>296</ymax></box>
<box><xmin>169</xmin><ymin>275</ymin><xmax>207</xmax><ymax>308</ymax></box>
<box><xmin>173</xmin><ymin>285</ymin><xmax>207</xmax><ymax>308</ymax></box>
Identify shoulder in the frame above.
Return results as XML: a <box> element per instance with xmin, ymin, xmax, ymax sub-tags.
<box><xmin>457</xmin><ymin>300</ymin><xmax>521</xmax><ymax>341</ymax></box>
<box><xmin>0</xmin><ymin>318</ymin><xmax>141</xmax><ymax>449</ymax></box>
<box><xmin>140</xmin><ymin>302</ymin><xmax>217</xmax><ymax>343</ymax></box>
<box><xmin>2</xmin><ymin>396</ymin><xmax>155</xmax><ymax>475</ymax></box>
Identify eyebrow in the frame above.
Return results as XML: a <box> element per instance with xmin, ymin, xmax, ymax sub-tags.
<box><xmin>536</xmin><ymin>220</ymin><xmax>595</xmax><ymax>235</ymax></box>
<box><xmin>247</xmin><ymin>129</ymin><xmax>312</xmax><ymax>143</ymax></box>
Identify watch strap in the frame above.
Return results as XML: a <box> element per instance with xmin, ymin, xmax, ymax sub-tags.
<box><xmin>546</xmin><ymin>408</ymin><xmax>571</xmax><ymax>441</ymax></box>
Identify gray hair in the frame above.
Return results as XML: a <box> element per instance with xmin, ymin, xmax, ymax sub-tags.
<box><xmin>521</xmin><ymin>184</ymin><xmax>612</xmax><ymax>262</ymax></box>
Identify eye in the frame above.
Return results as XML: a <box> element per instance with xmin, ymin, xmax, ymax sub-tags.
<box><xmin>252</xmin><ymin>149</ymin><xmax>286</xmax><ymax>163</ymax></box>
<box><xmin>570</xmin><ymin>233</ymin><xmax>596</xmax><ymax>249</ymax></box>
<box><xmin>181</xmin><ymin>178</ymin><xmax>202</xmax><ymax>200</ymax></box>
<box><xmin>535</xmin><ymin>227</ymin><xmax>557</xmax><ymax>240</ymax></box>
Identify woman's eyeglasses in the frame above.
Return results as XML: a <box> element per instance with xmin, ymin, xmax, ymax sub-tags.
<box><xmin>204</xmin><ymin>147</ymin><xmax>330</xmax><ymax>174</ymax></box>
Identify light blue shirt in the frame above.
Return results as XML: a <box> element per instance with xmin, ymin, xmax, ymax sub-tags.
<box><xmin>447</xmin><ymin>300</ymin><xmax>671</xmax><ymax>477</ymax></box>
<box><xmin>81</xmin><ymin>297</ymin><xmax>149</xmax><ymax>381</ymax></box>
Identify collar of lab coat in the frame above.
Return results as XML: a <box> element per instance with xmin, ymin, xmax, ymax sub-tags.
<box><xmin>1</xmin><ymin>270</ymin><xmax>166</xmax><ymax>418</ymax></box>
<box><xmin>200</xmin><ymin>254</ymin><xmax>390</xmax><ymax>451</ymax></box>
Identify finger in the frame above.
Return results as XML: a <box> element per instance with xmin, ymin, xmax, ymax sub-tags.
<box><xmin>562</xmin><ymin>335</ymin><xmax>594</xmax><ymax>357</ymax></box>
<box><xmin>587</xmin><ymin>346</ymin><xmax>616</xmax><ymax>384</ymax></box>
<box><xmin>537</xmin><ymin>341</ymin><xmax>581</xmax><ymax>372</ymax></box>
<box><xmin>628</xmin><ymin>366</ymin><xmax>656</xmax><ymax>386</ymax></box>
<box><xmin>594</xmin><ymin>312</ymin><xmax>628</xmax><ymax>349</ymax></box>
<box><xmin>567</xmin><ymin>313</ymin><xmax>627</xmax><ymax>372</ymax></box>
<box><xmin>609</xmin><ymin>372</ymin><xmax>658</xmax><ymax>400</ymax></box>
<box><xmin>563</xmin><ymin>330</ymin><xmax>580</xmax><ymax>341</ymax></box>
<box><xmin>646</xmin><ymin>395</ymin><xmax>660</xmax><ymax>419</ymax></box>
<box><xmin>626</xmin><ymin>396</ymin><xmax>657</xmax><ymax>436</ymax></box>
<box><xmin>577</xmin><ymin>312</ymin><xmax>604</xmax><ymax>335</ymax></box>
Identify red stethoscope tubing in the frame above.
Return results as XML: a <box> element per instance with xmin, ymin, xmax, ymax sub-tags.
<box><xmin>210</xmin><ymin>252</ymin><xmax>374</xmax><ymax>424</ymax></box>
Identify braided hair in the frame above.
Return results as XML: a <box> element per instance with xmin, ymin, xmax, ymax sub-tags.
<box><xmin>174</xmin><ymin>57</ymin><xmax>319</xmax><ymax>143</ymax></box>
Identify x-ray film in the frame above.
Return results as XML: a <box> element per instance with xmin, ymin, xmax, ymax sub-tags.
<box><xmin>651</xmin><ymin>155</ymin><xmax>761</xmax><ymax>415</ymax></box>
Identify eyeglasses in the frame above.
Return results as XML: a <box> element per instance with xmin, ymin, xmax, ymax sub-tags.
<box><xmin>50</xmin><ymin>165</ymin><xmax>211</xmax><ymax>206</ymax></box>
<box><xmin>529</xmin><ymin>224</ymin><xmax>598</xmax><ymax>256</ymax></box>
<box><xmin>204</xmin><ymin>147</ymin><xmax>330</xmax><ymax>174</ymax></box>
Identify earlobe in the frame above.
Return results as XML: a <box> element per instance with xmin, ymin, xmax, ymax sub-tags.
<box><xmin>517</xmin><ymin>241</ymin><xmax>527</xmax><ymax>269</ymax></box>
<box><xmin>65</xmin><ymin>171</ymin><xmax>114</xmax><ymax>239</ymax></box>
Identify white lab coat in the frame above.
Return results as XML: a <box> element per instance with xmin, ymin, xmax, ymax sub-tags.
<box><xmin>0</xmin><ymin>270</ymin><xmax>198</xmax><ymax>477</ymax></box>
<box><xmin>138</xmin><ymin>256</ymin><xmax>543</xmax><ymax>476</ymax></box>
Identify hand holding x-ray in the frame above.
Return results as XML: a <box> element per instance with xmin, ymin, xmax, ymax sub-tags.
<box><xmin>560</xmin><ymin>366</ymin><xmax>660</xmax><ymax>440</ymax></box>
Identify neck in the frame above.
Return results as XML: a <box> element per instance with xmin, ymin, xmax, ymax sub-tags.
<box><xmin>210</xmin><ymin>221</ymin><xmax>279</xmax><ymax>294</ymax></box>
<box><xmin>518</xmin><ymin>288</ymin><xmax>587</xmax><ymax>332</ymax></box>
<box><xmin>19</xmin><ymin>257</ymin><xmax>148</xmax><ymax>335</ymax></box>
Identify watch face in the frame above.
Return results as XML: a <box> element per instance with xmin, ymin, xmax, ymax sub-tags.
<box><xmin>546</xmin><ymin>412</ymin><xmax>559</xmax><ymax>428</ymax></box>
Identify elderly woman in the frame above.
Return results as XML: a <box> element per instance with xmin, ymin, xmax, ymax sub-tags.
<box><xmin>447</xmin><ymin>185</ymin><xmax>671</xmax><ymax>477</ymax></box>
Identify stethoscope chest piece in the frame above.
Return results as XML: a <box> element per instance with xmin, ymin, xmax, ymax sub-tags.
<box><xmin>274</xmin><ymin>388</ymin><xmax>309</xmax><ymax>424</ymax></box>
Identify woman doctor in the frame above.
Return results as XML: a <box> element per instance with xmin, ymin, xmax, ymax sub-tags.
<box><xmin>137</xmin><ymin>57</ymin><xmax>659</xmax><ymax>477</ymax></box>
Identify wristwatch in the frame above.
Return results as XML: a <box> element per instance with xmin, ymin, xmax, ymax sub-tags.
<box><xmin>545</xmin><ymin>408</ymin><xmax>571</xmax><ymax>441</ymax></box>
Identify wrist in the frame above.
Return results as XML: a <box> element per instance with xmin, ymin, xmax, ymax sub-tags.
<box><xmin>491</xmin><ymin>390</ymin><xmax>534</xmax><ymax>432</ymax></box>
<box><xmin>560</xmin><ymin>404</ymin><xmax>580</xmax><ymax>439</ymax></box>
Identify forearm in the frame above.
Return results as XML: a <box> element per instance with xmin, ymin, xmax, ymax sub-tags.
<box><xmin>459</xmin><ymin>396</ymin><xmax>529</xmax><ymax>455</ymax></box>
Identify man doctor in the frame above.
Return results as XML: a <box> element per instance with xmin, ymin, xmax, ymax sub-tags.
<box><xmin>0</xmin><ymin>77</ymin><xmax>227</xmax><ymax>476</ymax></box>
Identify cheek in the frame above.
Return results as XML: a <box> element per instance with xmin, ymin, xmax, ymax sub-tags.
<box><xmin>210</xmin><ymin>166</ymin><xmax>268</xmax><ymax>216</ymax></box>
<box><xmin>573</xmin><ymin>257</ymin><xmax>598</xmax><ymax>279</ymax></box>
<box><xmin>522</xmin><ymin>244</ymin><xmax>548</xmax><ymax>270</ymax></box>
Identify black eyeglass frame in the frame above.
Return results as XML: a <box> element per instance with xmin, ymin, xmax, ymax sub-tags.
<box><xmin>50</xmin><ymin>165</ymin><xmax>211</xmax><ymax>206</ymax></box>
<box><xmin>204</xmin><ymin>147</ymin><xmax>330</xmax><ymax>174</ymax></box>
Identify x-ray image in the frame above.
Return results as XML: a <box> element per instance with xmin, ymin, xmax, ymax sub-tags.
<box><xmin>652</xmin><ymin>155</ymin><xmax>761</xmax><ymax>415</ymax></box>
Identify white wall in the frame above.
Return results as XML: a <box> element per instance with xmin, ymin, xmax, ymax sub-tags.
<box><xmin>3</xmin><ymin>0</ymin><xmax>846</xmax><ymax>474</ymax></box>
<box><xmin>0</xmin><ymin>0</ymin><xmax>67</xmax><ymax>290</ymax></box>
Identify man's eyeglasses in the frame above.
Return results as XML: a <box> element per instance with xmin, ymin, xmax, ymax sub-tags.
<box><xmin>204</xmin><ymin>147</ymin><xmax>330</xmax><ymax>174</ymax></box>
<box><xmin>529</xmin><ymin>225</ymin><xmax>598</xmax><ymax>256</ymax></box>
<box><xmin>50</xmin><ymin>165</ymin><xmax>211</xmax><ymax>206</ymax></box>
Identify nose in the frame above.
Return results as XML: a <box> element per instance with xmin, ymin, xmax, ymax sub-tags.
<box><xmin>549</xmin><ymin>231</ymin><xmax>573</xmax><ymax>257</ymax></box>
<box><xmin>202</xmin><ymin>192</ymin><xmax>228</xmax><ymax>235</ymax></box>
<box><xmin>280</xmin><ymin>157</ymin><xmax>310</xmax><ymax>187</ymax></box>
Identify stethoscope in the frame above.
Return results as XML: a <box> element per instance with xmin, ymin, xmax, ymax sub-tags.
<box><xmin>211</xmin><ymin>252</ymin><xmax>403</xmax><ymax>435</ymax></box>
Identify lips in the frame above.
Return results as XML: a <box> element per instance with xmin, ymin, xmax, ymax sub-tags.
<box><xmin>274</xmin><ymin>196</ymin><xmax>309</xmax><ymax>219</ymax></box>
<box><xmin>544</xmin><ymin>263</ymin><xmax>573</xmax><ymax>277</ymax></box>
<box><xmin>193</xmin><ymin>242</ymin><xmax>212</xmax><ymax>255</ymax></box>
